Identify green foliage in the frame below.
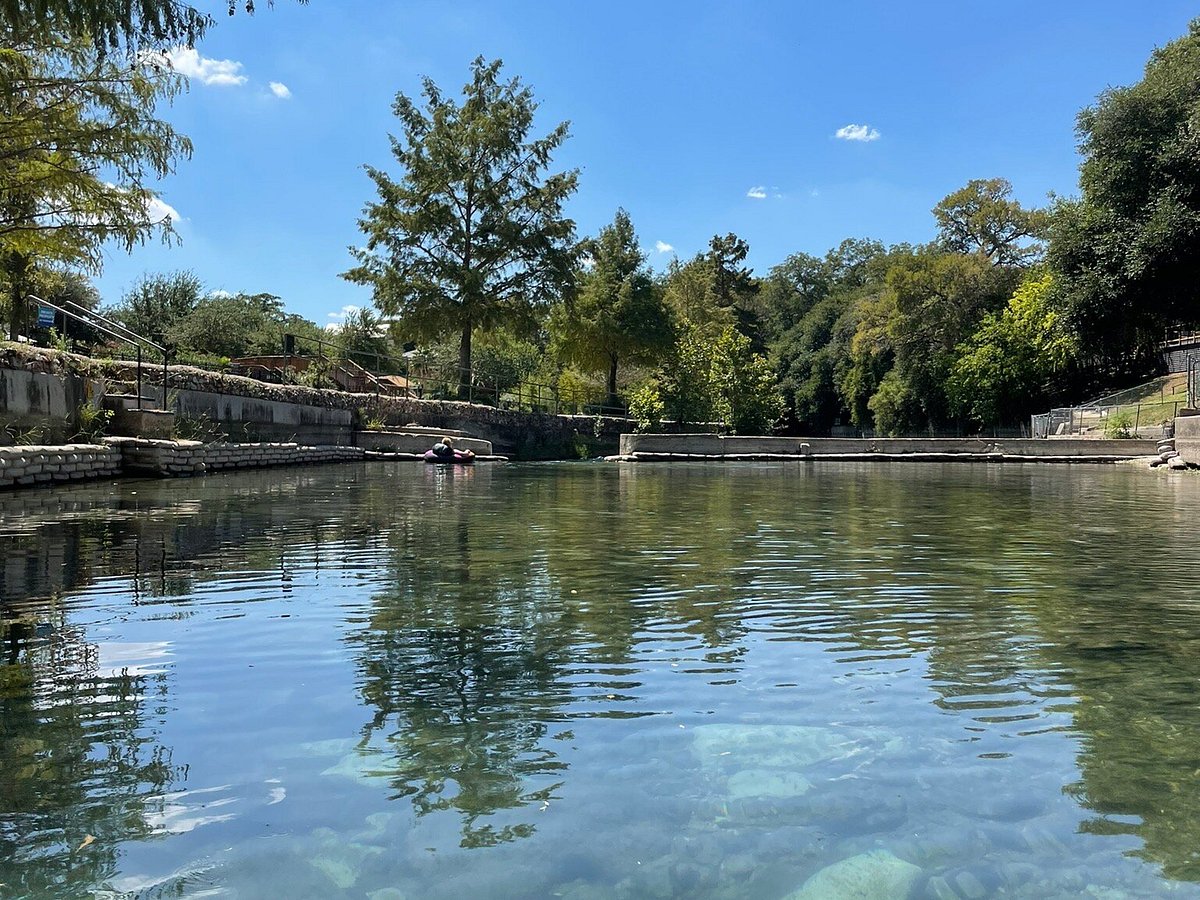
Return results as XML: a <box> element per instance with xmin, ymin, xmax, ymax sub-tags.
<box><xmin>947</xmin><ymin>273</ymin><xmax>1077</xmax><ymax>426</ymax></box>
<box><xmin>166</xmin><ymin>291</ymin><xmax>285</xmax><ymax>359</ymax></box>
<box><xmin>639</xmin><ymin>324</ymin><xmax>781</xmax><ymax>434</ymax></box>
<box><xmin>0</xmin><ymin>0</ymin><xmax>308</xmax><ymax>57</ymax></box>
<box><xmin>295</xmin><ymin>356</ymin><xmax>334</xmax><ymax>389</ymax></box>
<box><xmin>45</xmin><ymin>327</ymin><xmax>69</xmax><ymax>352</ymax></box>
<box><xmin>172</xmin><ymin>410</ymin><xmax>224</xmax><ymax>442</ymax></box>
<box><xmin>73</xmin><ymin>402</ymin><xmax>111</xmax><ymax>442</ymax></box>
<box><xmin>336</xmin><ymin>306</ymin><xmax>389</xmax><ymax>370</ymax></box>
<box><xmin>551</xmin><ymin>209</ymin><xmax>673</xmax><ymax>404</ymax></box>
<box><xmin>344</xmin><ymin>56</ymin><xmax>578</xmax><ymax>396</ymax></box>
<box><xmin>362</xmin><ymin>411</ymin><xmax>387</xmax><ymax>431</ymax></box>
<box><xmin>109</xmin><ymin>271</ymin><xmax>201</xmax><ymax>346</ymax></box>
<box><xmin>868</xmin><ymin>246</ymin><xmax>1019</xmax><ymax>431</ymax></box>
<box><xmin>868</xmin><ymin>369</ymin><xmax>923</xmax><ymax>436</ymax></box>
<box><xmin>766</xmin><ymin>239</ymin><xmax>887</xmax><ymax>431</ymax></box>
<box><xmin>473</xmin><ymin>330</ymin><xmax>542</xmax><ymax>398</ymax></box>
<box><xmin>1049</xmin><ymin>18</ymin><xmax>1200</xmax><ymax>368</ymax></box>
<box><xmin>1</xmin><ymin>1</ymin><xmax>211</xmax><ymax>55</ymax></box>
<box><xmin>554</xmin><ymin>368</ymin><xmax>606</xmax><ymax>413</ymax></box>
<box><xmin>710</xmin><ymin>327</ymin><xmax>783</xmax><ymax>434</ymax></box>
<box><xmin>933</xmin><ymin>178</ymin><xmax>1049</xmax><ymax>266</ymax></box>
<box><xmin>1105</xmin><ymin>410</ymin><xmax>1135</xmax><ymax>439</ymax></box>
<box><xmin>3</xmin><ymin>421</ymin><xmax>45</xmax><ymax>445</ymax></box>
<box><xmin>628</xmin><ymin>381</ymin><xmax>664</xmax><ymax>432</ymax></box>
<box><xmin>660</xmin><ymin>233</ymin><xmax>760</xmax><ymax>341</ymax></box>
<box><xmin>0</xmin><ymin>29</ymin><xmax>190</xmax><ymax>339</ymax></box>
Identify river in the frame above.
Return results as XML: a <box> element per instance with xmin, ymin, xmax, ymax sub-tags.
<box><xmin>2</xmin><ymin>461</ymin><xmax>1199</xmax><ymax>898</ymax></box>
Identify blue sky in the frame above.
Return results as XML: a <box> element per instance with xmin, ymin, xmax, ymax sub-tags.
<box><xmin>94</xmin><ymin>1</ymin><xmax>1200</xmax><ymax>329</ymax></box>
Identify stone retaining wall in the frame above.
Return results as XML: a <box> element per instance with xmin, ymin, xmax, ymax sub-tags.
<box><xmin>111</xmin><ymin>438</ymin><xmax>364</xmax><ymax>477</ymax></box>
<box><xmin>1</xmin><ymin>343</ymin><xmax>626</xmax><ymax>458</ymax></box>
<box><xmin>0</xmin><ymin>444</ymin><xmax>121</xmax><ymax>489</ymax></box>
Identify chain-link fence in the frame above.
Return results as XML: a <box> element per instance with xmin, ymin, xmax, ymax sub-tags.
<box><xmin>1031</xmin><ymin>372</ymin><xmax>1187</xmax><ymax>438</ymax></box>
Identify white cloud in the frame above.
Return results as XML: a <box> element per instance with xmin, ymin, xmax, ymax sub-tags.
<box><xmin>654</xmin><ymin>240</ymin><xmax>674</xmax><ymax>254</ymax></box>
<box><xmin>326</xmin><ymin>304</ymin><xmax>368</xmax><ymax>330</ymax></box>
<box><xmin>269</xmin><ymin>81</ymin><xmax>292</xmax><ymax>100</ymax></box>
<box><xmin>835</xmin><ymin>124</ymin><xmax>881</xmax><ymax>142</ymax></box>
<box><xmin>746</xmin><ymin>186</ymin><xmax>767</xmax><ymax>200</ymax></box>
<box><xmin>207</xmin><ymin>289</ymin><xmax>234</xmax><ymax>299</ymax></box>
<box><xmin>166</xmin><ymin>47</ymin><xmax>247</xmax><ymax>87</ymax></box>
<box><xmin>144</xmin><ymin>195</ymin><xmax>181</xmax><ymax>223</ymax></box>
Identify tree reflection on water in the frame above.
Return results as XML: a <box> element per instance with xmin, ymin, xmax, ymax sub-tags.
<box><xmin>0</xmin><ymin>615</ymin><xmax>181</xmax><ymax>897</ymax></box>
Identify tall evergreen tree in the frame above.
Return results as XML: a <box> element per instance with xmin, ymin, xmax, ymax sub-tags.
<box><xmin>344</xmin><ymin>57</ymin><xmax>578</xmax><ymax>398</ymax></box>
<box><xmin>551</xmin><ymin>209</ymin><xmax>673</xmax><ymax>407</ymax></box>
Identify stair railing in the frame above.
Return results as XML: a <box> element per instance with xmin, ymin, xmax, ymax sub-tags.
<box><xmin>28</xmin><ymin>295</ymin><xmax>170</xmax><ymax>411</ymax></box>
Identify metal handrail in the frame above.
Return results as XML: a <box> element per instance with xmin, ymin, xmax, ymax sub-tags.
<box><xmin>29</xmin><ymin>295</ymin><xmax>169</xmax><ymax>411</ymax></box>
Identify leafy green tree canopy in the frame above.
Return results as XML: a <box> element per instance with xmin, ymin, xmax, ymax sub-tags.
<box><xmin>933</xmin><ymin>177</ymin><xmax>1048</xmax><ymax>266</ymax></box>
<box><xmin>551</xmin><ymin>208</ymin><xmax>673</xmax><ymax>405</ymax></box>
<box><xmin>1</xmin><ymin>0</ymin><xmax>306</xmax><ymax>56</ymax></box>
<box><xmin>1</xmin><ymin>31</ymin><xmax>190</xmax><ymax>337</ymax></box>
<box><xmin>108</xmin><ymin>270</ymin><xmax>201</xmax><ymax>346</ymax></box>
<box><xmin>634</xmin><ymin>324</ymin><xmax>781</xmax><ymax>434</ymax></box>
<box><xmin>1049</xmin><ymin>18</ymin><xmax>1200</xmax><ymax>366</ymax></box>
<box><xmin>947</xmin><ymin>272</ymin><xmax>1076</xmax><ymax>427</ymax></box>
<box><xmin>344</xmin><ymin>56</ymin><xmax>579</xmax><ymax>397</ymax></box>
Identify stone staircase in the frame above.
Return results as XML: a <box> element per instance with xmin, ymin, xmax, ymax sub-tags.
<box><xmin>101</xmin><ymin>382</ymin><xmax>175</xmax><ymax>439</ymax></box>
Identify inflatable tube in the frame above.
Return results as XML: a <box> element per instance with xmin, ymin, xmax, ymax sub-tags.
<box><xmin>424</xmin><ymin>449</ymin><xmax>475</xmax><ymax>464</ymax></box>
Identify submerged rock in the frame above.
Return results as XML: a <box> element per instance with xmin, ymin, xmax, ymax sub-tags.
<box><xmin>727</xmin><ymin>768</ymin><xmax>813</xmax><ymax>800</ymax></box>
<box><xmin>320</xmin><ymin>751</ymin><xmax>392</xmax><ymax>785</ymax></box>
<box><xmin>691</xmin><ymin>724</ymin><xmax>850</xmax><ymax>771</ymax></box>
<box><xmin>311</xmin><ymin>855</ymin><xmax>357</xmax><ymax>890</ymax></box>
<box><xmin>783</xmin><ymin>849</ymin><xmax>921</xmax><ymax>900</ymax></box>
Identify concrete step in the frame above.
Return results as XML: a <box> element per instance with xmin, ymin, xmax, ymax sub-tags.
<box><xmin>378</xmin><ymin>423</ymin><xmax>473</xmax><ymax>438</ymax></box>
<box><xmin>356</xmin><ymin>430</ymin><xmax>491</xmax><ymax>455</ymax></box>
<box><xmin>109</xmin><ymin>408</ymin><xmax>176</xmax><ymax>440</ymax></box>
<box><xmin>102</xmin><ymin>394</ymin><xmax>159</xmax><ymax>411</ymax></box>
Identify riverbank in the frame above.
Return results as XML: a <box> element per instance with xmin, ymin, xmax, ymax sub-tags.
<box><xmin>0</xmin><ymin>343</ymin><xmax>628</xmax><ymax>459</ymax></box>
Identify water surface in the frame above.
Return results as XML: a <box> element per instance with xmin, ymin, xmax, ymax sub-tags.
<box><xmin>3</xmin><ymin>461</ymin><xmax>1200</xmax><ymax>898</ymax></box>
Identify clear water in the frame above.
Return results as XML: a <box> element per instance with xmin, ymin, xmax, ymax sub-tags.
<box><xmin>3</xmin><ymin>461</ymin><xmax>1200</xmax><ymax>899</ymax></box>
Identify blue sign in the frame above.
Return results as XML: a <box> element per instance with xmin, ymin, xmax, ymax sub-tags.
<box><xmin>36</xmin><ymin>305</ymin><xmax>55</xmax><ymax>328</ymax></box>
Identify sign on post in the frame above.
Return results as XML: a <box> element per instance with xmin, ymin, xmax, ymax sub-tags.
<box><xmin>36</xmin><ymin>306</ymin><xmax>55</xmax><ymax>329</ymax></box>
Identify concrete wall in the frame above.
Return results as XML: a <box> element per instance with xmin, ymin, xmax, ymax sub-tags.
<box><xmin>0</xmin><ymin>367</ymin><xmax>85</xmax><ymax>444</ymax></box>
<box><xmin>0</xmin><ymin>444</ymin><xmax>121</xmax><ymax>489</ymax></box>
<box><xmin>356</xmin><ymin>430</ymin><xmax>492</xmax><ymax>455</ymax></box>
<box><xmin>165</xmin><ymin>388</ymin><xmax>354</xmax><ymax>445</ymax></box>
<box><xmin>619</xmin><ymin>432</ymin><xmax>1159</xmax><ymax>459</ymax></box>
<box><xmin>1173</xmin><ymin>414</ymin><xmax>1200</xmax><ymax>464</ymax></box>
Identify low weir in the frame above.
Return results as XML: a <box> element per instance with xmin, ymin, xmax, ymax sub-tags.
<box><xmin>614</xmin><ymin>433</ymin><xmax>1162</xmax><ymax>462</ymax></box>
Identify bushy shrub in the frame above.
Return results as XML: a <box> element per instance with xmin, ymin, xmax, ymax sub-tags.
<box><xmin>1105</xmin><ymin>410</ymin><xmax>1135</xmax><ymax>439</ymax></box>
<box><xmin>629</xmin><ymin>382</ymin><xmax>664</xmax><ymax>432</ymax></box>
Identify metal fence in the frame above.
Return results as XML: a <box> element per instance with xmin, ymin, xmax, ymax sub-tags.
<box><xmin>1032</xmin><ymin>401</ymin><xmax>1181</xmax><ymax>439</ymax></box>
<box><xmin>283</xmin><ymin>333</ymin><xmax>630</xmax><ymax>418</ymax></box>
